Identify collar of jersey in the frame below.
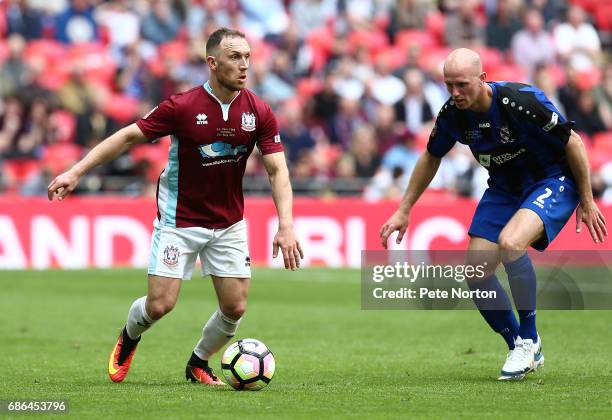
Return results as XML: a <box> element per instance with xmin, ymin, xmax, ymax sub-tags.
<box><xmin>469</xmin><ymin>82</ymin><xmax>497</xmax><ymax>118</ymax></box>
<box><xmin>203</xmin><ymin>81</ymin><xmax>241</xmax><ymax>122</ymax></box>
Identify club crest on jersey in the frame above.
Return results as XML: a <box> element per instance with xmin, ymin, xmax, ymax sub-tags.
<box><xmin>499</xmin><ymin>126</ymin><xmax>514</xmax><ymax>143</ymax></box>
<box><xmin>241</xmin><ymin>112</ymin><xmax>256</xmax><ymax>132</ymax></box>
<box><xmin>162</xmin><ymin>245</ymin><xmax>180</xmax><ymax>267</ymax></box>
<box><xmin>479</xmin><ymin>154</ymin><xmax>491</xmax><ymax>167</ymax></box>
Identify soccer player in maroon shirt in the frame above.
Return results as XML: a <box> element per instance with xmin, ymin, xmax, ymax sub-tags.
<box><xmin>48</xmin><ymin>28</ymin><xmax>304</xmax><ymax>385</ymax></box>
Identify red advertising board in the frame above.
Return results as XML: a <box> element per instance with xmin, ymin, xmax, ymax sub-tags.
<box><xmin>0</xmin><ymin>195</ymin><xmax>610</xmax><ymax>269</ymax></box>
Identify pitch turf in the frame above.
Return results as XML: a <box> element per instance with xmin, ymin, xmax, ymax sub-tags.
<box><xmin>1</xmin><ymin>268</ymin><xmax>611</xmax><ymax>419</ymax></box>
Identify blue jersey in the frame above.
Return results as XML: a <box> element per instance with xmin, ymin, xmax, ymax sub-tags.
<box><xmin>427</xmin><ymin>82</ymin><xmax>575</xmax><ymax>195</ymax></box>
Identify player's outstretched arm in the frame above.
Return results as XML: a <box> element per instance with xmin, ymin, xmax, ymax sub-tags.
<box><xmin>262</xmin><ymin>151</ymin><xmax>304</xmax><ymax>270</ymax></box>
<box><xmin>47</xmin><ymin>123</ymin><xmax>148</xmax><ymax>201</ymax></box>
<box><xmin>380</xmin><ymin>151</ymin><xmax>441</xmax><ymax>249</ymax></box>
<box><xmin>565</xmin><ymin>130</ymin><xmax>607</xmax><ymax>243</ymax></box>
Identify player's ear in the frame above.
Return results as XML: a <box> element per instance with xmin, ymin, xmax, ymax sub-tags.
<box><xmin>206</xmin><ymin>55</ymin><xmax>217</xmax><ymax>70</ymax></box>
<box><xmin>479</xmin><ymin>72</ymin><xmax>487</xmax><ymax>84</ymax></box>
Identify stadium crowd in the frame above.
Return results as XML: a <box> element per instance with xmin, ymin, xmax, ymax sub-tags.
<box><xmin>0</xmin><ymin>0</ymin><xmax>611</xmax><ymax>200</ymax></box>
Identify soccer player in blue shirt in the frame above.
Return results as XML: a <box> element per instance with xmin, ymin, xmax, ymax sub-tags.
<box><xmin>380</xmin><ymin>48</ymin><xmax>607</xmax><ymax>380</ymax></box>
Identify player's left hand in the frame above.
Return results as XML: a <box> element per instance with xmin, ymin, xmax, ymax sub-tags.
<box><xmin>273</xmin><ymin>226</ymin><xmax>304</xmax><ymax>270</ymax></box>
<box><xmin>576</xmin><ymin>200</ymin><xmax>607</xmax><ymax>243</ymax></box>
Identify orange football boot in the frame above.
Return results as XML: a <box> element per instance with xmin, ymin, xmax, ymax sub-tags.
<box><xmin>108</xmin><ymin>327</ymin><xmax>140</xmax><ymax>383</ymax></box>
<box><xmin>185</xmin><ymin>364</ymin><xmax>225</xmax><ymax>385</ymax></box>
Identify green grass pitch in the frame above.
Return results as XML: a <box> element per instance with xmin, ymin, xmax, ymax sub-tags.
<box><xmin>1</xmin><ymin>268</ymin><xmax>611</xmax><ymax>419</ymax></box>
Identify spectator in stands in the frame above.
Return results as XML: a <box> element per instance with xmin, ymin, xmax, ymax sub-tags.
<box><xmin>239</xmin><ymin>0</ymin><xmax>290</xmax><ymax>41</ymax></box>
<box><xmin>568</xmin><ymin>89</ymin><xmax>607</xmax><ymax>137</ymax></box>
<box><xmin>280</xmin><ymin>104</ymin><xmax>316</xmax><ymax>163</ymax></box>
<box><xmin>6</xmin><ymin>0</ymin><xmax>44</xmax><ymax>40</ymax></box>
<box><xmin>9</xmin><ymin>97</ymin><xmax>52</xmax><ymax>159</ymax></box>
<box><xmin>486</xmin><ymin>0</ymin><xmax>521</xmax><ymax>52</ymax></box>
<box><xmin>394</xmin><ymin>68</ymin><xmax>434</xmax><ymax>136</ymax></box>
<box><xmin>373</xmin><ymin>103</ymin><xmax>408</xmax><ymax>155</ymax></box>
<box><xmin>186</xmin><ymin>0</ymin><xmax>233</xmax><ymax>41</ymax></box>
<box><xmin>0</xmin><ymin>96</ymin><xmax>25</xmax><ymax>157</ymax></box>
<box><xmin>0</xmin><ymin>35</ymin><xmax>30</xmax><ymax>97</ymax></box>
<box><xmin>553</xmin><ymin>5</ymin><xmax>601</xmax><ymax>71</ymax></box>
<box><xmin>249</xmin><ymin>60</ymin><xmax>294</xmax><ymax>108</ymax></box>
<box><xmin>94</xmin><ymin>0</ymin><xmax>141</xmax><ymax>60</ymax></box>
<box><xmin>558</xmin><ymin>64</ymin><xmax>581</xmax><ymax>119</ymax></box>
<box><xmin>387</xmin><ymin>0</ymin><xmax>433</xmax><ymax>39</ymax></box>
<box><xmin>444</xmin><ymin>0</ymin><xmax>485</xmax><ymax>48</ymax></box>
<box><xmin>526</xmin><ymin>0</ymin><xmax>563</xmax><ymax>27</ymax></box>
<box><xmin>141</xmin><ymin>0</ymin><xmax>181</xmax><ymax>45</ymax></box>
<box><xmin>289</xmin><ymin>0</ymin><xmax>337</xmax><ymax>40</ymax></box>
<box><xmin>331</xmin><ymin>97</ymin><xmax>368</xmax><ymax>147</ymax></box>
<box><xmin>533</xmin><ymin>65</ymin><xmax>566</xmax><ymax>117</ymax></box>
<box><xmin>345</xmin><ymin>124</ymin><xmax>380</xmax><ymax>178</ymax></box>
<box><xmin>308</xmin><ymin>70</ymin><xmax>340</xmax><ymax>139</ymax></box>
<box><xmin>370</xmin><ymin>54</ymin><xmax>406</xmax><ymax>106</ymax></box>
<box><xmin>594</xmin><ymin>64</ymin><xmax>612</xmax><ymax>130</ymax></box>
<box><xmin>55</xmin><ymin>0</ymin><xmax>99</xmax><ymax>44</ymax></box>
<box><xmin>380</xmin><ymin>130</ymin><xmax>419</xmax><ymax>178</ymax></box>
<box><xmin>511</xmin><ymin>8</ymin><xmax>556</xmax><ymax>80</ymax></box>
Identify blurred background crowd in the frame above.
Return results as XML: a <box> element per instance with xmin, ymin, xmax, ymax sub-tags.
<box><xmin>0</xmin><ymin>0</ymin><xmax>611</xmax><ymax>200</ymax></box>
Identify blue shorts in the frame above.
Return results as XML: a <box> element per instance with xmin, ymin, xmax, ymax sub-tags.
<box><xmin>468</xmin><ymin>176</ymin><xmax>579</xmax><ymax>251</ymax></box>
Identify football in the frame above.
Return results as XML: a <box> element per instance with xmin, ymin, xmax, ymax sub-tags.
<box><xmin>221</xmin><ymin>338</ymin><xmax>276</xmax><ymax>390</ymax></box>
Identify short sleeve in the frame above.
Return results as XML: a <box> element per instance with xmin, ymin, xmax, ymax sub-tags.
<box><xmin>256</xmin><ymin>103</ymin><xmax>284</xmax><ymax>155</ymax></box>
<box><xmin>426</xmin><ymin>114</ymin><xmax>456</xmax><ymax>158</ymax></box>
<box><xmin>136</xmin><ymin>97</ymin><xmax>177</xmax><ymax>142</ymax></box>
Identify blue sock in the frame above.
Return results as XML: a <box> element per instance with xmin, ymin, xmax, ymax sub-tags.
<box><xmin>504</xmin><ymin>253</ymin><xmax>538</xmax><ymax>341</ymax></box>
<box><xmin>468</xmin><ymin>274</ymin><xmax>519</xmax><ymax>349</ymax></box>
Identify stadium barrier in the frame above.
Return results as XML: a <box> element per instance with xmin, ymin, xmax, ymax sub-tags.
<box><xmin>0</xmin><ymin>196</ymin><xmax>610</xmax><ymax>269</ymax></box>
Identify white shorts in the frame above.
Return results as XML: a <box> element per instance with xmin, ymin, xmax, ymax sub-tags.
<box><xmin>148</xmin><ymin>219</ymin><xmax>251</xmax><ymax>280</ymax></box>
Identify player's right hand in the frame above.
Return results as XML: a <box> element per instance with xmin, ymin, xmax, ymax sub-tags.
<box><xmin>47</xmin><ymin>169</ymin><xmax>80</xmax><ymax>201</ymax></box>
<box><xmin>380</xmin><ymin>209</ymin><xmax>410</xmax><ymax>249</ymax></box>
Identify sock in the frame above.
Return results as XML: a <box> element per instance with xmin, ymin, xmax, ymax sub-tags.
<box><xmin>468</xmin><ymin>274</ymin><xmax>519</xmax><ymax>349</ymax></box>
<box><xmin>193</xmin><ymin>309</ymin><xmax>241</xmax><ymax>360</ymax></box>
<box><xmin>188</xmin><ymin>352</ymin><xmax>208</xmax><ymax>369</ymax></box>
<box><xmin>126</xmin><ymin>296</ymin><xmax>156</xmax><ymax>340</ymax></box>
<box><xmin>504</xmin><ymin>253</ymin><xmax>538</xmax><ymax>341</ymax></box>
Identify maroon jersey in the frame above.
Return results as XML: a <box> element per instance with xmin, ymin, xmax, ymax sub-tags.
<box><xmin>136</xmin><ymin>83</ymin><xmax>283</xmax><ymax>228</ymax></box>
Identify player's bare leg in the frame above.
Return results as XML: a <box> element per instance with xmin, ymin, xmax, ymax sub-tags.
<box><xmin>186</xmin><ymin>276</ymin><xmax>250</xmax><ymax>385</ymax></box>
<box><xmin>108</xmin><ymin>275</ymin><xmax>182</xmax><ymax>382</ymax></box>
<box><xmin>497</xmin><ymin>209</ymin><xmax>545</xmax><ymax>380</ymax></box>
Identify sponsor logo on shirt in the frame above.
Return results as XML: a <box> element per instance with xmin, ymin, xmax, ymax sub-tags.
<box><xmin>478</xmin><ymin>122</ymin><xmax>491</xmax><ymax>128</ymax></box>
<box><xmin>196</xmin><ymin>113</ymin><xmax>208</xmax><ymax>125</ymax></box>
<box><xmin>241</xmin><ymin>112</ymin><xmax>256</xmax><ymax>131</ymax></box>
<box><xmin>198</xmin><ymin>141</ymin><xmax>247</xmax><ymax>166</ymax></box>
<box><xmin>491</xmin><ymin>147</ymin><xmax>526</xmax><ymax>165</ymax></box>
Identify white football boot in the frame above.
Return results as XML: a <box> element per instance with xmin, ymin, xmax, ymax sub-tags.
<box><xmin>498</xmin><ymin>335</ymin><xmax>544</xmax><ymax>381</ymax></box>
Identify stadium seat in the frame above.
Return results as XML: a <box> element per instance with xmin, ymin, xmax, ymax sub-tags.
<box><xmin>158</xmin><ymin>41</ymin><xmax>188</xmax><ymax>63</ymax></box>
<box><xmin>395</xmin><ymin>30</ymin><xmax>438</xmax><ymax>51</ymax></box>
<box><xmin>3</xmin><ymin>159</ymin><xmax>41</xmax><ymax>186</ymax></box>
<box><xmin>575</xmin><ymin>67</ymin><xmax>602</xmax><ymax>90</ymax></box>
<box><xmin>425</xmin><ymin>11</ymin><xmax>446</xmax><ymax>45</ymax></box>
<box><xmin>103</xmin><ymin>94</ymin><xmax>140</xmax><ymax>124</ymax></box>
<box><xmin>595</xmin><ymin>3</ymin><xmax>612</xmax><ymax>31</ymax></box>
<box><xmin>487</xmin><ymin>64</ymin><xmax>528</xmax><ymax>83</ymax></box>
<box><xmin>418</xmin><ymin>46</ymin><xmax>452</xmax><ymax>73</ymax></box>
<box><xmin>373</xmin><ymin>46</ymin><xmax>407</xmax><ymax>72</ymax></box>
<box><xmin>296</xmin><ymin>78</ymin><xmax>323</xmax><ymax>100</ymax></box>
<box><xmin>24</xmin><ymin>39</ymin><xmax>66</xmax><ymax>67</ymax></box>
<box><xmin>50</xmin><ymin>110</ymin><xmax>77</xmax><ymax>143</ymax></box>
<box><xmin>42</xmin><ymin>143</ymin><xmax>83</xmax><ymax>176</ymax></box>
<box><xmin>347</xmin><ymin>30</ymin><xmax>389</xmax><ymax>55</ymax></box>
<box><xmin>68</xmin><ymin>42</ymin><xmax>116</xmax><ymax>86</ymax></box>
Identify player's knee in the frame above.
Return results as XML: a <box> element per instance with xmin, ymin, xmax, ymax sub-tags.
<box><xmin>498</xmin><ymin>234</ymin><xmax>525</xmax><ymax>252</ymax></box>
<box><xmin>220</xmin><ymin>302</ymin><xmax>246</xmax><ymax>320</ymax></box>
<box><xmin>147</xmin><ymin>299</ymin><xmax>176</xmax><ymax>320</ymax></box>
